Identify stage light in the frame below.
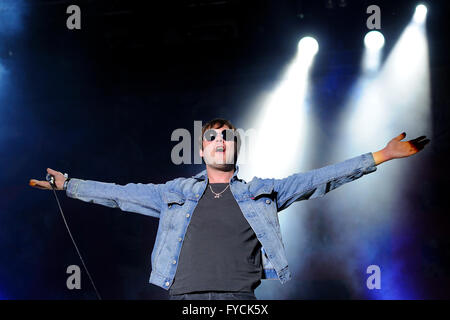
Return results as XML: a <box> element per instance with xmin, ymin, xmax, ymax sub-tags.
<box><xmin>362</xmin><ymin>31</ymin><xmax>385</xmax><ymax>72</ymax></box>
<box><xmin>413</xmin><ymin>4</ymin><xmax>427</xmax><ymax>24</ymax></box>
<box><xmin>330</xmin><ymin>4</ymin><xmax>431</xmax><ymax>299</ymax></box>
<box><xmin>298</xmin><ymin>37</ymin><xmax>319</xmax><ymax>57</ymax></box>
<box><xmin>240</xmin><ymin>35</ymin><xmax>319</xmax><ymax>300</ymax></box>
<box><xmin>364</xmin><ymin>31</ymin><xmax>385</xmax><ymax>51</ymax></box>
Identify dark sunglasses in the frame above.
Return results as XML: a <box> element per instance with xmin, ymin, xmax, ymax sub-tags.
<box><xmin>203</xmin><ymin>129</ymin><xmax>236</xmax><ymax>142</ymax></box>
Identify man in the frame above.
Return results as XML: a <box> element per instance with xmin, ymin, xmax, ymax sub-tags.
<box><xmin>29</xmin><ymin>118</ymin><xmax>430</xmax><ymax>300</ymax></box>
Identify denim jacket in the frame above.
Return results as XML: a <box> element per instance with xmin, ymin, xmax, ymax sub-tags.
<box><xmin>66</xmin><ymin>152</ymin><xmax>377</xmax><ymax>290</ymax></box>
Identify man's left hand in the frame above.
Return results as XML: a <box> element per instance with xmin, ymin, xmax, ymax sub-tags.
<box><xmin>383</xmin><ymin>132</ymin><xmax>430</xmax><ymax>160</ymax></box>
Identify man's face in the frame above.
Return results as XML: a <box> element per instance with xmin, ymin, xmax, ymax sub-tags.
<box><xmin>199</xmin><ymin>125</ymin><xmax>236</xmax><ymax>170</ymax></box>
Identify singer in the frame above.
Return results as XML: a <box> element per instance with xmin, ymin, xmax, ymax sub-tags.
<box><xmin>29</xmin><ymin>118</ymin><xmax>430</xmax><ymax>300</ymax></box>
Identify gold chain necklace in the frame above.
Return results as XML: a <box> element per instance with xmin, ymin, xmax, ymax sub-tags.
<box><xmin>209</xmin><ymin>184</ymin><xmax>230</xmax><ymax>199</ymax></box>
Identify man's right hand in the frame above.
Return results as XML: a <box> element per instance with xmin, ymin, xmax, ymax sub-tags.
<box><xmin>29</xmin><ymin>168</ymin><xmax>67</xmax><ymax>190</ymax></box>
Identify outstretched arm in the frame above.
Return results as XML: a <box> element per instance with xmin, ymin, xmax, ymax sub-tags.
<box><xmin>372</xmin><ymin>132</ymin><xmax>430</xmax><ymax>165</ymax></box>
<box><xmin>272</xmin><ymin>132</ymin><xmax>430</xmax><ymax>211</ymax></box>
<box><xmin>29</xmin><ymin>168</ymin><xmax>165</xmax><ymax>218</ymax></box>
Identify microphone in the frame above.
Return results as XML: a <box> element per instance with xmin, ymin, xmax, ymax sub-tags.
<box><xmin>46</xmin><ymin>173</ymin><xmax>56</xmax><ymax>188</ymax></box>
<box><xmin>44</xmin><ymin>170</ymin><xmax>102</xmax><ymax>299</ymax></box>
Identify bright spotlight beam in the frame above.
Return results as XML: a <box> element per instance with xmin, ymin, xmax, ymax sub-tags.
<box><xmin>240</xmin><ymin>36</ymin><xmax>319</xmax><ymax>299</ymax></box>
<box><xmin>362</xmin><ymin>31</ymin><xmax>385</xmax><ymax>73</ymax></box>
<box><xmin>413</xmin><ymin>4</ymin><xmax>427</xmax><ymax>24</ymax></box>
<box><xmin>329</xmin><ymin>2</ymin><xmax>431</xmax><ymax>300</ymax></box>
<box><xmin>364</xmin><ymin>31</ymin><xmax>385</xmax><ymax>51</ymax></box>
<box><xmin>298</xmin><ymin>37</ymin><xmax>319</xmax><ymax>58</ymax></box>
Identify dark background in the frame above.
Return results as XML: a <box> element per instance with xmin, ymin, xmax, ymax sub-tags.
<box><xmin>0</xmin><ymin>0</ymin><xmax>449</xmax><ymax>299</ymax></box>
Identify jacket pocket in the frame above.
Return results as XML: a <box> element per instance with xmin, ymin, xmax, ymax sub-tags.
<box><xmin>251</xmin><ymin>184</ymin><xmax>275</xmax><ymax>200</ymax></box>
<box><xmin>250</xmin><ymin>185</ymin><xmax>276</xmax><ymax>211</ymax></box>
<box><xmin>163</xmin><ymin>191</ymin><xmax>186</xmax><ymax>208</ymax></box>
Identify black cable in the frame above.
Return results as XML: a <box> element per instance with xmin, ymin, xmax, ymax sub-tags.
<box><xmin>47</xmin><ymin>175</ymin><xmax>102</xmax><ymax>300</ymax></box>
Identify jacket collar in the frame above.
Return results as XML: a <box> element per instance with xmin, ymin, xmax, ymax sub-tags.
<box><xmin>193</xmin><ymin>165</ymin><xmax>240</xmax><ymax>182</ymax></box>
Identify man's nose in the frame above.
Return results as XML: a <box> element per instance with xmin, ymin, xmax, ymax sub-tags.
<box><xmin>215</xmin><ymin>133</ymin><xmax>223</xmax><ymax>143</ymax></box>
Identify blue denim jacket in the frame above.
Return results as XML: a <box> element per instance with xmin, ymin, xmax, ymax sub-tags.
<box><xmin>66</xmin><ymin>152</ymin><xmax>377</xmax><ymax>290</ymax></box>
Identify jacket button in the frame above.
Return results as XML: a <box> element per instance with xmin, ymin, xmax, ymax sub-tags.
<box><xmin>165</xmin><ymin>281</ymin><xmax>170</xmax><ymax>287</ymax></box>
<box><xmin>168</xmin><ymin>204</ymin><xmax>172</xmax><ymax>208</ymax></box>
<box><xmin>186</xmin><ymin>213</ymin><xmax>190</xmax><ymax>218</ymax></box>
<box><xmin>195</xmin><ymin>194</ymin><xmax>199</xmax><ymax>198</ymax></box>
<box><xmin>265</xmin><ymin>199</ymin><xmax>271</xmax><ymax>204</ymax></box>
<box><xmin>172</xmin><ymin>260</ymin><xmax>177</xmax><ymax>265</ymax></box>
<box><xmin>178</xmin><ymin>237</ymin><xmax>182</xmax><ymax>242</ymax></box>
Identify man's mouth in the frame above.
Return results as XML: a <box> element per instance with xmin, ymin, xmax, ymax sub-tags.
<box><xmin>215</xmin><ymin>146</ymin><xmax>225</xmax><ymax>153</ymax></box>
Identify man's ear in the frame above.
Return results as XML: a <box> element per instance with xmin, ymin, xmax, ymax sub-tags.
<box><xmin>199</xmin><ymin>148</ymin><xmax>203</xmax><ymax>158</ymax></box>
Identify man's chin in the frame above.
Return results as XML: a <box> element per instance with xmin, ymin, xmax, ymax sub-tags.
<box><xmin>206</xmin><ymin>162</ymin><xmax>235</xmax><ymax>171</ymax></box>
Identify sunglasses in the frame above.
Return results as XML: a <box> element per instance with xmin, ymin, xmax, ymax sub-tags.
<box><xmin>203</xmin><ymin>129</ymin><xmax>236</xmax><ymax>142</ymax></box>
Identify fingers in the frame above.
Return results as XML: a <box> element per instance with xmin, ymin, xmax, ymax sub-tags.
<box><xmin>410</xmin><ymin>135</ymin><xmax>427</xmax><ymax>143</ymax></box>
<box><xmin>47</xmin><ymin>168</ymin><xmax>62</xmax><ymax>176</ymax></box>
<box><xmin>409</xmin><ymin>136</ymin><xmax>430</xmax><ymax>151</ymax></box>
<box><xmin>394</xmin><ymin>132</ymin><xmax>406</xmax><ymax>141</ymax></box>
<box><xmin>29</xmin><ymin>179</ymin><xmax>51</xmax><ymax>190</ymax></box>
<box><xmin>393</xmin><ymin>133</ymin><xmax>430</xmax><ymax>153</ymax></box>
<box><xmin>414</xmin><ymin>138</ymin><xmax>430</xmax><ymax>151</ymax></box>
<box><xmin>420</xmin><ymin>139</ymin><xmax>431</xmax><ymax>148</ymax></box>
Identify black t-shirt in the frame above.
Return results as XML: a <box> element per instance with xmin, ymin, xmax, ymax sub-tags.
<box><xmin>169</xmin><ymin>182</ymin><xmax>262</xmax><ymax>295</ymax></box>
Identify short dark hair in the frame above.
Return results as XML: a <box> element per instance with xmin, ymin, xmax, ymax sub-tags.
<box><xmin>199</xmin><ymin>118</ymin><xmax>242</xmax><ymax>158</ymax></box>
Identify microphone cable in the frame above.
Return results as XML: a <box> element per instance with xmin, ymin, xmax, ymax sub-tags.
<box><xmin>46</xmin><ymin>173</ymin><xmax>102</xmax><ymax>300</ymax></box>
